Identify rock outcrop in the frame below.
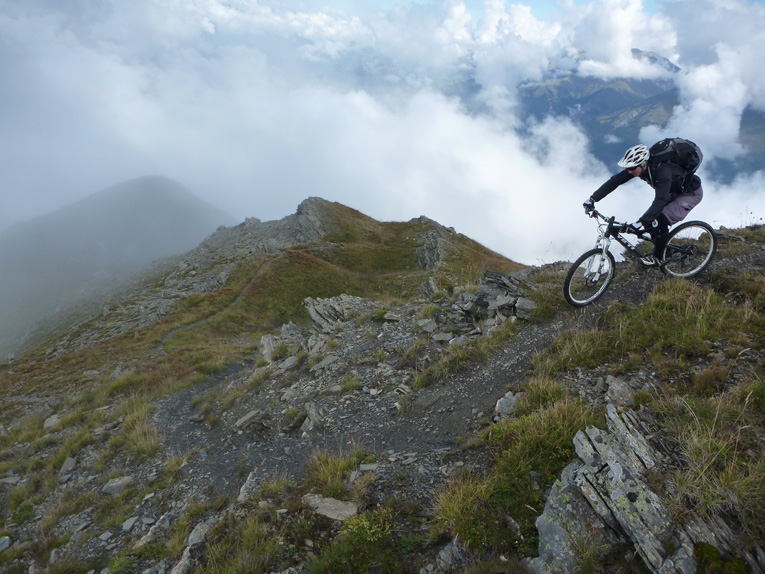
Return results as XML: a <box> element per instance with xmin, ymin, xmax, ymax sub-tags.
<box><xmin>531</xmin><ymin>403</ymin><xmax>764</xmax><ymax>574</ymax></box>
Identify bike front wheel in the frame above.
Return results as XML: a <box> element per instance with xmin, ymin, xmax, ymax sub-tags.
<box><xmin>661</xmin><ymin>221</ymin><xmax>716</xmax><ymax>278</ymax></box>
<box><xmin>564</xmin><ymin>248</ymin><xmax>616</xmax><ymax>307</ymax></box>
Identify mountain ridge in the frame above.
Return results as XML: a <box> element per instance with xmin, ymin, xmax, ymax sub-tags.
<box><xmin>0</xmin><ymin>199</ymin><xmax>762</xmax><ymax>574</ymax></box>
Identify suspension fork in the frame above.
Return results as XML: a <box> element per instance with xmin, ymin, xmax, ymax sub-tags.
<box><xmin>585</xmin><ymin>235</ymin><xmax>612</xmax><ymax>277</ymax></box>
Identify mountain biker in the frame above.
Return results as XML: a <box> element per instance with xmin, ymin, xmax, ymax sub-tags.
<box><xmin>582</xmin><ymin>143</ymin><xmax>703</xmax><ymax>266</ymax></box>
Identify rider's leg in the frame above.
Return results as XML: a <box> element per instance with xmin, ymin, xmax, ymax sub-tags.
<box><xmin>661</xmin><ymin>184</ymin><xmax>704</xmax><ymax>226</ymax></box>
<box><xmin>654</xmin><ymin>184</ymin><xmax>704</xmax><ymax>259</ymax></box>
<box><xmin>648</xmin><ymin>214</ymin><xmax>670</xmax><ymax>259</ymax></box>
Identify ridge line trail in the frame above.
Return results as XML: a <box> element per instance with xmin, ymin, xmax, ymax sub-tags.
<box><xmin>154</xmin><ymin>253</ymin><xmax>285</xmax><ymax>354</ymax></box>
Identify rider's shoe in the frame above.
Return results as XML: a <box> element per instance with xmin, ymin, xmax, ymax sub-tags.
<box><xmin>640</xmin><ymin>254</ymin><xmax>662</xmax><ymax>267</ymax></box>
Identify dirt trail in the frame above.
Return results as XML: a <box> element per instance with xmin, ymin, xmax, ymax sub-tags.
<box><xmin>151</xmin><ymin>260</ymin><xmax>666</xmax><ymax>504</ymax></box>
<box><xmin>154</xmin><ymin>253</ymin><xmax>283</xmax><ymax>355</ymax></box>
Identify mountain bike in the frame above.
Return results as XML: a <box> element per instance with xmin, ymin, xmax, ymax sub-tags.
<box><xmin>564</xmin><ymin>209</ymin><xmax>717</xmax><ymax>307</ymax></box>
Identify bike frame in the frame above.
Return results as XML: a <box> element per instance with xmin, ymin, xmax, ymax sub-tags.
<box><xmin>587</xmin><ymin>209</ymin><xmax>652</xmax><ymax>262</ymax></box>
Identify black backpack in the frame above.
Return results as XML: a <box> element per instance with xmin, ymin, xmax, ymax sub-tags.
<box><xmin>649</xmin><ymin>138</ymin><xmax>703</xmax><ymax>176</ymax></box>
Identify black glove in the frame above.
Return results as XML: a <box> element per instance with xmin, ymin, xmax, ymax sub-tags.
<box><xmin>626</xmin><ymin>222</ymin><xmax>644</xmax><ymax>235</ymax></box>
<box><xmin>583</xmin><ymin>198</ymin><xmax>595</xmax><ymax>213</ymax></box>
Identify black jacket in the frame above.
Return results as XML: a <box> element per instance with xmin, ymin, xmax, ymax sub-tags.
<box><xmin>592</xmin><ymin>160</ymin><xmax>702</xmax><ymax>223</ymax></box>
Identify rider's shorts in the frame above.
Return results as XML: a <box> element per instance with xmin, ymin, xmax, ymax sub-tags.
<box><xmin>662</xmin><ymin>184</ymin><xmax>703</xmax><ymax>226</ymax></box>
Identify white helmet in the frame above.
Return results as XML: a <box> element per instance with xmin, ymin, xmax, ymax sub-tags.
<box><xmin>617</xmin><ymin>145</ymin><xmax>650</xmax><ymax>168</ymax></box>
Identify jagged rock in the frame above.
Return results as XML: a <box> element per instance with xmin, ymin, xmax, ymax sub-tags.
<box><xmin>302</xmin><ymin>493</ymin><xmax>358</xmax><ymax>521</ymax></box>
<box><xmin>436</xmin><ymin>537</ymin><xmax>468</xmax><ymax>571</ymax></box>
<box><xmin>187</xmin><ymin>520</ymin><xmax>214</xmax><ymax>547</ymax></box>
<box><xmin>529</xmin><ymin>462</ymin><xmax>619</xmax><ymax>574</ymax></box>
<box><xmin>422</xmin><ymin>276</ymin><xmax>440</xmax><ymax>298</ymax></box>
<box><xmin>102</xmin><ymin>476</ymin><xmax>133</xmax><ymax>495</ymax></box>
<box><xmin>49</xmin><ymin>547</ymin><xmax>61</xmax><ymax>565</ymax></box>
<box><xmin>531</xmin><ymin>404</ymin><xmax>765</xmax><ymax>574</ymax></box>
<box><xmin>418</xmin><ymin>319</ymin><xmax>438</xmax><ymax>333</ymax></box>
<box><xmin>303</xmin><ymin>296</ymin><xmax>347</xmax><ymax>332</ymax></box>
<box><xmin>260</xmin><ymin>334</ymin><xmax>280</xmax><ymax>362</ymax></box>
<box><xmin>43</xmin><ymin>413</ymin><xmax>61</xmax><ymax>430</ymax></box>
<box><xmin>415</xmin><ymin>226</ymin><xmax>452</xmax><ymax>270</ymax></box>
<box><xmin>170</xmin><ymin>547</ymin><xmax>194</xmax><ymax>574</ymax></box>
<box><xmin>0</xmin><ymin>536</ymin><xmax>10</xmax><ymax>552</ymax></box>
<box><xmin>432</xmin><ymin>332</ymin><xmax>453</xmax><ymax>343</ymax></box>
<box><xmin>309</xmin><ymin>355</ymin><xmax>338</xmax><ymax>372</ymax></box>
<box><xmin>278</xmin><ymin>356</ymin><xmax>298</xmax><ymax>370</ymax></box>
<box><xmin>307</xmin><ymin>333</ymin><xmax>330</xmax><ymax>355</ymax></box>
<box><xmin>59</xmin><ymin>457</ymin><xmax>76</xmax><ymax>475</ymax></box>
<box><xmin>494</xmin><ymin>391</ymin><xmax>518</xmax><ymax>418</ymax></box>
<box><xmin>134</xmin><ymin>513</ymin><xmax>171</xmax><ymax>549</ymax></box>
<box><xmin>420</xmin><ymin>537</ymin><xmax>469</xmax><ymax>573</ymax></box>
<box><xmin>605</xmin><ymin>375</ymin><xmax>634</xmax><ymax>406</ymax></box>
<box><xmin>515</xmin><ymin>297</ymin><xmax>537</xmax><ymax>320</ymax></box>
<box><xmin>300</xmin><ymin>402</ymin><xmax>324</xmax><ymax>433</ymax></box>
<box><xmin>238</xmin><ymin>468</ymin><xmax>260</xmax><ymax>503</ymax></box>
<box><xmin>234</xmin><ymin>410</ymin><xmax>271</xmax><ymax>432</ymax></box>
<box><xmin>123</xmin><ymin>516</ymin><xmax>139</xmax><ymax>532</ymax></box>
<box><xmin>454</xmin><ymin>293</ymin><xmax>478</xmax><ymax>314</ymax></box>
<box><xmin>280</xmin><ymin>322</ymin><xmax>303</xmax><ymax>340</ymax></box>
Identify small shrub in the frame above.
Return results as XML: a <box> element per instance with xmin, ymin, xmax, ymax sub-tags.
<box><xmin>309</xmin><ymin>507</ymin><xmax>401</xmax><ymax>574</ymax></box>
<box><xmin>284</xmin><ymin>407</ymin><xmax>306</xmax><ymax>430</ymax></box>
<box><xmin>340</xmin><ymin>374</ymin><xmax>362</xmax><ymax>393</ymax></box>
<box><xmin>109</xmin><ymin>554</ymin><xmax>136</xmax><ymax>574</ymax></box>
<box><xmin>200</xmin><ymin>512</ymin><xmax>282</xmax><ymax>573</ymax></box>
<box><xmin>257</xmin><ymin>475</ymin><xmax>292</xmax><ymax>500</ymax></box>
<box><xmin>371</xmin><ymin>308</ymin><xmax>388</xmax><ymax>322</ymax></box>
<box><xmin>434</xmin><ymin>472</ymin><xmax>517</xmax><ymax>551</ymax></box>
<box><xmin>271</xmin><ymin>343</ymin><xmax>290</xmax><ymax>362</ymax></box>
<box><xmin>694</xmin><ymin>542</ymin><xmax>747</xmax><ymax>574</ymax></box>
<box><xmin>692</xmin><ymin>366</ymin><xmax>729</xmax><ymax>397</ymax></box>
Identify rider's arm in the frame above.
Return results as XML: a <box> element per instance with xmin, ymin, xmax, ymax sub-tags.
<box><xmin>591</xmin><ymin>169</ymin><xmax>633</xmax><ymax>202</ymax></box>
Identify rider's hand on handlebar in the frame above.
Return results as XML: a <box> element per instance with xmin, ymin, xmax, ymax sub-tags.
<box><xmin>583</xmin><ymin>198</ymin><xmax>595</xmax><ymax>214</ymax></box>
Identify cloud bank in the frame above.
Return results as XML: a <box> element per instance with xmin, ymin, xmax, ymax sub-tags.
<box><xmin>1</xmin><ymin>0</ymin><xmax>764</xmax><ymax>264</ymax></box>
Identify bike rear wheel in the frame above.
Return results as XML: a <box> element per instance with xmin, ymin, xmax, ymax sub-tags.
<box><xmin>564</xmin><ymin>248</ymin><xmax>616</xmax><ymax>307</ymax></box>
<box><xmin>661</xmin><ymin>220</ymin><xmax>716</xmax><ymax>278</ymax></box>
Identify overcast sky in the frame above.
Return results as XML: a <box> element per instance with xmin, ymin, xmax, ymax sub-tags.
<box><xmin>2</xmin><ymin>0</ymin><xmax>765</xmax><ymax>265</ymax></box>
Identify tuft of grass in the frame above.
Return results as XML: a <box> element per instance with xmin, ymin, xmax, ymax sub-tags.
<box><xmin>658</xmin><ymin>393</ymin><xmax>765</xmax><ymax>541</ymax></box>
<box><xmin>200</xmin><ymin>512</ymin><xmax>282</xmax><ymax>573</ymax></box>
<box><xmin>514</xmin><ymin>376</ymin><xmax>567</xmax><ymax>417</ymax></box>
<box><xmin>340</xmin><ymin>374</ymin><xmax>362</xmax><ymax>393</ymax></box>
<box><xmin>434</xmin><ymin>470</ymin><xmax>516</xmax><ymax>552</ymax></box>
<box><xmin>535</xmin><ymin>279</ymin><xmax>757</xmax><ymax>376</ymax></box>
<box><xmin>435</xmin><ymin>399</ymin><xmax>598</xmax><ymax>555</ymax></box>
<box><xmin>118</xmin><ymin>399</ymin><xmax>162</xmax><ymax>460</ymax></box>
<box><xmin>487</xmin><ymin>399</ymin><xmax>599</xmax><ymax>553</ymax></box>
<box><xmin>304</xmin><ymin>446</ymin><xmax>370</xmax><ymax>499</ymax></box>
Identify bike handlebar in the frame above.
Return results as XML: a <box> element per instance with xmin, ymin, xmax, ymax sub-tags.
<box><xmin>585</xmin><ymin>208</ymin><xmax>645</xmax><ymax>236</ymax></box>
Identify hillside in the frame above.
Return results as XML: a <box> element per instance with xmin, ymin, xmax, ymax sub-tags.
<box><xmin>0</xmin><ymin>176</ymin><xmax>236</xmax><ymax>359</ymax></box>
<box><xmin>0</xmin><ymin>200</ymin><xmax>763</xmax><ymax>574</ymax></box>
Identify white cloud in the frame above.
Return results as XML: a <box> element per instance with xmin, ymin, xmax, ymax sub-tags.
<box><xmin>1</xmin><ymin>0</ymin><xmax>765</xmax><ymax>264</ymax></box>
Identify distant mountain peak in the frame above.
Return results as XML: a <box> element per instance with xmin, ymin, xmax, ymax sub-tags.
<box><xmin>631</xmin><ymin>48</ymin><xmax>680</xmax><ymax>73</ymax></box>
